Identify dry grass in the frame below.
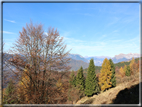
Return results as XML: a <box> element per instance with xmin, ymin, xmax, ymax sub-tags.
<box><xmin>116</xmin><ymin>72</ymin><xmax>139</xmax><ymax>85</ymax></box>
<box><xmin>76</xmin><ymin>72</ymin><xmax>140</xmax><ymax>104</ymax></box>
<box><xmin>75</xmin><ymin>96</ymin><xmax>92</xmax><ymax>104</ymax></box>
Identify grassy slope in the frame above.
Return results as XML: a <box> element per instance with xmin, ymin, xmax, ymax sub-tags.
<box><xmin>76</xmin><ymin>72</ymin><xmax>140</xmax><ymax>104</ymax></box>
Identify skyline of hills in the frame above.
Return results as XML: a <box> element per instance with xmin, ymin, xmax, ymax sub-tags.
<box><xmin>2</xmin><ymin>52</ymin><xmax>140</xmax><ymax>71</ymax></box>
<box><xmin>68</xmin><ymin>53</ymin><xmax>140</xmax><ymax>69</ymax></box>
<box><xmin>70</xmin><ymin>53</ymin><xmax>140</xmax><ymax>60</ymax></box>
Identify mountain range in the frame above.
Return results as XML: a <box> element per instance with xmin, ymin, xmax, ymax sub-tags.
<box><xmin>2</xmin><ymin>53</ymin><xmax>140</xmax><ymax>71</ymax></box>
<box><xmin>67</xmin><ymin>53</ymin><xmax>140</xmax><ymax>71</ymax></box>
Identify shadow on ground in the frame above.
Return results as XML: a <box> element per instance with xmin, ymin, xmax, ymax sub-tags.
<box><xmin>112</xmin><ymin>82</ymin><xmax>141</xmax><ymax>104</ymax></box>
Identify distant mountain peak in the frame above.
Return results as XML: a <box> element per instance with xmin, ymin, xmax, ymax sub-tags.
<box><xmin>114</xmin><ymin>53</ymin><xmax>140</xmax><ymax>60</ymax></box>
<box><xmin>68</xmin><ymin>53</ymin><xmax>140</xmax><ymax>67</ymax></box>
<box><xmin>68</xmin><ymin>53</ymin><xmax>84</xmax><ymax>58</ymax></box>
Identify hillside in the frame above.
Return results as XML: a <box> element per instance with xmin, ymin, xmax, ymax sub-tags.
<box><xmin>68</xmin><ymin>58</ymin><xmax>89</xmax><ymax>71</ymax></box>
<box><xmin>67</xmin><ymin>54</ymin><xmax>88</xmax><ymax>63</ymax></box>
<box><xmin>76</xmin><ymin>72</ymin><xmax>140</xmax><ymax>104</ymax></box>
<box><xmin>2</xmin><ymin>53</ymin><xmax>140</xmax><ymax>104</ymax></box>
<box><xmin>83</xmin><ymin>57</ymin><xmax>140</xmax><ymax>75</ymax></box>
<box><xmin>114</xmin><ymin>57</ymin><xmax>140</xmax><ymax>68</ymax></box>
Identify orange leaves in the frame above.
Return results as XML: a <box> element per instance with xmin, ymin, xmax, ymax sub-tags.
<box><xmin>119</xmin><ymin>67</ymin><xmax>125</xmax><ymax>77</ymax></box>
<box><xmin>137</xmin><ymin>61</ymin><xmax>139</xmax><ymax>72</ymax></box>
<box><xmin>130</xmin><ymin>57</ymin><xmax>135</xmax><ymax>74</ymax></box>
<box><xmin>99</xmin><ymin>58</ymin><xmax>112</xmax><ymax>91</ymax></box>
<box><xmin>56</xmin><ymin>79</ymin><xmax>65</xmax><ymax>94</ymax></box>
<box><xmin>17</xmin><ymin>68</ymin><xmax>31</xmax><ymax>102</ymax></box>
<box><xmin>7</xmin><ymin>21</ymin><xmax>71</xmax><ymax>104</ymax></box>
<box><xmin>129</xmin><ymin>57</ymin><xmax>139</xmax><ymax>75</ymax></box>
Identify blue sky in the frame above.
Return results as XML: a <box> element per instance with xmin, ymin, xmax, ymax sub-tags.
<box><xmin>3</xmin><ymin>3</ymin><xmax>140</xmax><ymax>57</ymax></box>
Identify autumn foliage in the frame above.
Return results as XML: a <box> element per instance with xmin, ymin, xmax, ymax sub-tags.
<box><xmin>119</xmin><ymin>67</ymin><xmax>125</xmax><ymax>77</ymax></box>
<box><xmin>17</xmin><ymin>68</ymin><xmax>33</xmax><ymax>103</ymax></box>
<box><xmin>99</xmin><ymin>58</ymin><xmax>112</xmax><ymax>91</ymax></box>
<box><xmin>3</xmin><ymin>21</ymin><xmax>71</xmax><ymax>104</ymax></box>
<box><xmin>130</xmin><ymin>57</ymin><xmax>135</xmax><ymax>75</ymax></box>
<box><xmin>2</xmin><ymin>21</ymin><xmax>140</xmax><ymax>104</ymax></box>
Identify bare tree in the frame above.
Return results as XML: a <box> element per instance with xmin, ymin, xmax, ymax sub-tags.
<box><xmin>6</xmin><ymin>21</ymin><xmax>71</xmax><ymax>104</ymax></box>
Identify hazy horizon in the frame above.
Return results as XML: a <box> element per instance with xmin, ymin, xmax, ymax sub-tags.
<box><xmin>69</xmin><ymin>52</ymin><xmax>140</xmax><ymax>58</ymax></box>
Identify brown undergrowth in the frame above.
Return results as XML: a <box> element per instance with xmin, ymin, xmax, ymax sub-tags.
<box><xmin>76</xmin><ymin>72</ymin><xmax>140</xmax><ymax>104</ymax></box>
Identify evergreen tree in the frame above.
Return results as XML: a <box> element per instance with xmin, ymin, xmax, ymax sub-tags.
<box><xmin>125</xmin><ymin>65</ymin><xmax>131</xmax><ymax>76</ymax></box>
<box><xmin>76</xmin><ymin>66</ymin><xmax>85</xmax><ymax>91</ymax></box>
<box><xmin>5</xmin><ymin>80</ymin><xmax>14</xmax><ymax>95</ymax></box>
<box><xmin>99</xmin><ymin>58</ymin><xmax>112</xmax><ymax>91</ymax></box>
<box><xmin>85</xmin><ymin>59</ymin><xmax>100</xmax><ymax>96</ymax></box>
<box><xmin>3</xmin><ymin>79</ymin><xmax>15</xmax><ymax>104</ymax></box>
<box><xmin>69</xmin><ymin>70</ymin><xmax>76</xmax><ymax>87</ymax></box>
<box><xmin>109</xmin><ymin>59</ymin><xmax>116</xmax><ymax>87</ymax></box>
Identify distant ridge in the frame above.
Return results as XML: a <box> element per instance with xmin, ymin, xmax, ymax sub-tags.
<box><xmin>3</xmin><ymin>52</ymin><xmax>140</xmax><ymax>71</ymax></box>
<box><xmin>67</xmin><ymin>54</ymin><xmax>88</xmax><ymax>63</ymax></box>
<box><xmin>68</xmin><ymin>58</ymin><xmax>89</xmax><ymax>71</ymax></box>
<box><xmin>114</xmin><ymin>53</ymin><xmax>140</xmax><ymax>59</ymax></box>
<box><xmin>68</xmin><ymin>53</ymin><xmax>140</xmax><ymax>67</ymax></box>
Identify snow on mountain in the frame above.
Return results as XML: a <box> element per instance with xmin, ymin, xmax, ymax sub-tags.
<box><xmin>114</xmin><ymin>53</ymin><xmax>140</xmax><ymax>60</ymax></box>
<box><xmin>68</xmin><ymin>53</ymin><xmax>140</xmax><ymax>66</ymax></box>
